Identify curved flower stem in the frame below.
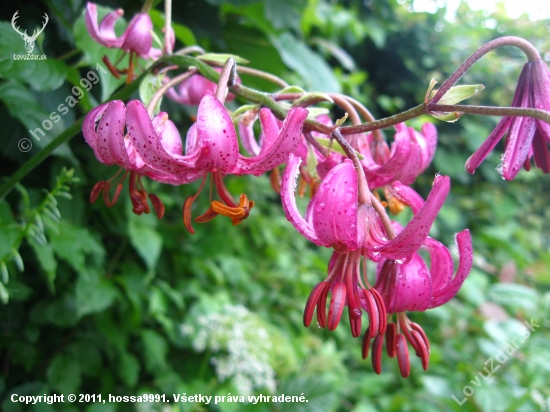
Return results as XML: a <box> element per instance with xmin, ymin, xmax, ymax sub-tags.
<box><xmin>174</xmin><ymin>46</ymin><xmax>206</xmax><ymax>55</ymax></box>
<box><xmin>146</xmin><ymin>69</ymin><xmax>197</xmax><ymax>116</ymax></box>
<box><xmin>431</xmin><ymin>36</ymin><xmax>540</xmax><ymax>105</ymax></box>
<box><xmin>303</xmin><ymin>131</ymin><xmax>329</xmax><ymax>157</ymax></box>
<box><xmin>141</xmin><ymin>0</ymin><xmax>155</xmax><ymax>13</ymax></box>
<box><xmin>339</xmin><ymin>95</ymin><xmax>385</xmax><ymax>142</ymax></box>
<box><xmin>429</xmin><ymin>104</ymin><xmax>550</xmax><ymax>125</ymax></box>
<box><xmin>216</xmin><ymin>58</ymin><xmax>237</xmax><ymax>104</ymax></box>
<box><xmin>370</xmin><ymin>194</ymin><xmax>396</xmax><ymax>240</ymax></box>
<box><xmin>164</xmin><ymin>0</ymin><xmax>173</xmax><ymax>54</ymax></box>
<box><xmin>331</xmin><ymin>128</ymin><xmax>371</xmax><ymax>206</ymax></box>
<box><xmin>236</xmin><ymin>66</ymin><xmax>289</xmax><ymax>88</ymax></box>
<box><xmin>339</xmin><ymin>104</ymin><xmax>427</xmax><ymax>135</ymax></box>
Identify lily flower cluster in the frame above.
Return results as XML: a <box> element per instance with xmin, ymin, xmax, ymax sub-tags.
<box><xmin>81</xmin><ymin>2</ymin><xmax>550</xmax><ymax>379</ymax></box>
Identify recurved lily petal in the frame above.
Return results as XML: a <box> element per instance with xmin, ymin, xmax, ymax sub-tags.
<box><xmin>375</xmin><ymin>252</ymin><xmax>433</xmax><ymax>313</ymax></box>
<box><xmin>372</xmin><ymin>175</ymin><xmax>450</xmax><ymax>260</ymax></box>
<box><xmin>465</xmin><ymin>116</ymin><xmax>513</xmax><ymax>174</ymax></box>
<box><xmin>281</xmin><ymin>154</ymin><xmax>322</xmax><ymax>245</ymax></box>
<box><xmin>83</xmin><ymin>100</ymin><xmax>129</xmax><ymax>166</ymax></box>
<box><xmin>419</xmin><ymin>122</ymin><xmax>438</xmax><ymax>170</ymax></box>
<box><xmin>126</xmin><ymin>100</ymin><xmax>200</xmax><ymax>175</ymax></box>
<box><xmin>500</xmin><ymin>67</ymin><xmax>536</xmax><ymax>180</ymax></box>
<box><xmin>195</xmin><ymin>91</ymin><xmax>240</xmax><ymax>172</ymax></box>
<box><xmin>120</xmin><ymin>13</ymin><xmax>153</xmax><ymax>58</ymax></box>
<box><xmin>423</xmin><ymin>237</ymin><xmax>454</xmax><ymax>293</ymax></box>
<box><xmin>82</xmin><ymin>102</ymin><xmax>110</xmax><ymax>153</ymax></box>
<box><xmin>236</xmin><ymin>107</ymin><xmax>308</xmax><ymax>176</ymax></box>
<box><xmin>85</xmin><ymin>3</ymin><xmax>125</xmax><ymax>48</ymax></box>
<box><xmin>430</xmin><ymin>229</ymin><xmax>473</xmax><ymax>308</ymax></box>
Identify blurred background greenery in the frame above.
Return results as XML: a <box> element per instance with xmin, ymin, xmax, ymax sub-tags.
<box><xmin>1</xmin><ymin>0</ymin><xmax>549</xmax><ymax>411</ymax></box>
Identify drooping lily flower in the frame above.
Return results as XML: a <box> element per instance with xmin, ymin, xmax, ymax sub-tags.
<box><xmin>166</xmin><ymin>69</ymin><xmax>240</xmax><ymax>106</ymax></box>
<box><xmin>361</xmin><ymin>180</ymin><xmax>473</xmax><ymax>377</ymax></box>
<box><xmin>282</xmin><ymin>155</ymin><xmax>387</xmax><ymax>339</ymax></box>
<box><xmin>85</xmin><ymin>2</ymin><xmax>165</xmax><ymax>82</ymax></box>
<box><xmin>82</xmin><ymin>100</ymin><xmax>195</xmax><ymax>218</ymax></box>
<box><xmin>358</xmin><ymin>122</ymin><xmax>438</xmax><ymax>189</ymax></box>
<box><xmin>282</xmin><ymin>154</ymin><xmax>464</xmax><ymax>375</ymax></box>
<box><xmin>128</xmin><ymin>91</ymin><xmax>308</xmax><ymax>232</ymax></box>
<box><xmin>465</xmin><ymin>59</ymin><xmax>550</xmax><ymax>179</ymax></box>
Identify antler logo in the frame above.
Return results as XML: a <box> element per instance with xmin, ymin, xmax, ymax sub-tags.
<box><xmin>11</xmin><ymin>11</ymin><xmax>49</xmax><ymax>54</ymax></box>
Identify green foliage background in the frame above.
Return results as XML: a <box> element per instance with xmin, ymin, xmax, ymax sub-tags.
<box><xmin>0</xmin><ymin>0</ymin><xmax>549</xmax><ymax>411</ymax></box>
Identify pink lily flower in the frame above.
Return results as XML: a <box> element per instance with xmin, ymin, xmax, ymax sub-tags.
<box><xmin>358</xmin><ymin>122</ymin><xmax>438</xmax><ymax>188</ymax></box>
<box><xmin>466</xmin><ymin>59</ymin><xmax>550</xmax><ymax>179</ymax></box>
<box><xmin>360</xmin><ymin>180</ymin><xmax>473</xmax><ymax>377</ymax></box>
<box><xmin>85</xmin><ymin>2</ymin><xmax>152</xmax><ymax>57</ymax></box>
<box><xmin>85</xmin><ymin>2</ymin><xmax>165</xmax><ymax>83</ymax></box>
<box><xmin>128</xmin><ymin>91</ymin><xmax>307</xmax><ymax>231</ymax></box>
<box><xmin>166</xmin><ymin>70</ymin><xmax>240</xmax><ymax>106</ymax></box>
<box><xmin>82</xmin><ymin>100</ymin><xmax>196</xmax><ymax>218</ymax></box>
<box><xmin>282</xmin><ymin>154</ymin><xmax>463</xmax><ymax>376</ymax></box>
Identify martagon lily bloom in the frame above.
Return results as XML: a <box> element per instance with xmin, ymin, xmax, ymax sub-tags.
<box><xmin>358</xmin><ymin>122</ymin><xmax>438</xmax><ymax>189</ymax></box>
<box><xmin>281</xmin><ymin>152</ymin><xmax>467</xmax><ymax>376</ymax></box>
<box><xmin>166</xmin><ymin>69</ymin><xmax>240</xmax><ymax>106</ymax></box>
<box><xmin>82</xmin><ymin>100</ymin><xmax>196</xmax><ymax>218</ymax></box>
<box><xmin>85</xmin><ymin>2</ymin><xmax>168</xmax><ymax>82</ymax></box>
<box><xmin>127</xmin><ymin>91</ymin><xmax>308</xmax><ymax>232</ymax></box>
<box><xmin>465</xmin><ymin>59</ymin><xmax>550</xmax><ymax>179</ymax></box>
<box><xmin>365</xmin><ymin>179</ymin><xmax>473</xmax><ymax>377</ymax></box>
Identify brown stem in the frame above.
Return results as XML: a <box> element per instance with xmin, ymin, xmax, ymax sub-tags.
<box><xmin>339</xmin><ymin>104</ymin><xmax>427</xmax><ymax>135</ymax></box>
<box><xmin>331</xmin><ymin>128</ymin><xmax>371</xmax><ymax>206</ymax></box>
<box><xmin>429</xmin><ymin>104</ymin><xmax>550</xmax><ymax>125</ymax></box>
<box><xmin>146</xmin><ymin>69</ymin><xmax>197</xmax><ymax>116</ymax></box>
<box><xmin>303</xmin><ymin>131</ymin><xmax>329</xmax><ymax>157</ymax></box>
<box><xmin>370</xmin><ymin>194</ymin><xmax>396</xmax><ymax>240</ymax></box>
<box><xmin>236</xmin><ymin>66</ymin><xmax>289</xmax><ymax>88</ymax></box>
<box><xmin>216</xmin><ymin>58</ymin><xmax>237</xmax><ymax>104</ymax></box>
<box><xmin>431</xmin><ymin>36</ymin><xmax>540</xmax><ymax>105</ymax></box>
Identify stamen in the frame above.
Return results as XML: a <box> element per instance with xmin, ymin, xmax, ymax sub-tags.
<box><xmin>372</xmin><ymin>334</ymin><xmax>384</xmax><ymax>374</ymax></box>
<box><xmin>327</xmin><ymin>282</ymin><xmax>347</xmax><ymax>331</ymax></box>
<box><xmin>269</xmin><ymin>168</ymin><xmax>281</xmax><ymax>194</ymax></box>
<box><xmin>395</xmin><ymin>334</ymin><xmax>411</xmax><ymax>378</ymax></box>
<box><xmin>362</xmin><ymin>327</ymin><xmax>371</xmax><ymax>359</ymax></box>
<box><xmin>102</xmin><ymin>55</ymin><xmax>121</xmax><ymax>79</ymax></box>
<box><xmin>148</xmin><ymin>194</ymin><xmax>165</xmax><ymax>219</ymax></box>
<box><xmin>316</xmin><ymin>282</ymin><xmax>331</xmax><ymax>328</ymax></box>
<box><xmin>183</xmin><ymin>196</ymin><xmax>196</xmax><ymax>234</ymax></box>
<box><xmin>90</xmin><ymin>181</ymin><xmax>107</xmax><ymax>203</ymax></box>
<box><xmin>386</xmin><ymin>322</ymin><xmax>397</xmax><ymax>358</ymax></box>
<box><xmin>303</xmin><ymin>282</ymin><xmax>330</xmax><ymax>327</ymax></box>
<box><xmin>363</xmin><ymin>289</ymin><xmax>379</xmax><ymax>339</ymax></box>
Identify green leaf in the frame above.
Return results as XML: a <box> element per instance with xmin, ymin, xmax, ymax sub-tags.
<box><xmin>270</xmin><ymin>32</ymin><xmax>341</xmax><ymax>93</ymax></box>
<box><xmin>275</xmin><ymin>376</ymin><xmax>337</xmax><ymax>412</ymax></box>
<box><xmin>47</xmin><ymin>353</ymin><xmax>81</xmax><ymax>394</ymax></box>
<box><xmin>139</xmin><ymin>73</ymin><xmax>165</xmax><ymax>115</ymax></box>
<box><xmin>149</xmin><ymin>9</ymin><xmax>197</xmax><ymax>46</ymax></box>
<box><xmin>198</xmin><ymin>53</ymin><xmax>250</xmax><ymax>65</ymax></box>
<box><xmin>119</xmin><ymin>352</ymin><xmax>141</xmax><ymax>387</ymax></box>
<box><xmin>75</xmin><ymin>270</ymin><xmax>118</xmax><ymax>318</ymax></box>
<box><xmin>291</xmin><ymin>92</ymin><xmax>334</xmax><ymax>107</ymax></box>
<box><xmin>0</xmin><ymin>81</ymin><xmax>74</xmax><ymax>158</ymax></box>
<box><xmin>0</xmin><ymin>23</ymin><xmax>68</xmax><ymax>92</ymax></box>
<box><xmin>314</xmin><ymin>137</ymin><xmax>364</xmax><ymax>159</ymax></box>
<box><xmin>50</xmin><ymin>221</ymin><xmax>105</xmax><ymax>273</ymax></box>
<box><xmin>433</xmin><ymin>84</ymin><xmax>485</xmax><ymax>105</ymax></box>
<box><xmin>264</xmin><ymin>0</ymin><xmax>306</xmax><ymax>31</ymax></box>
<box><xmin>487</xmin><ymin>283</ymin><xmax>539</xmax><ymax>313</ymax></box>
<box><xmin>141</xmin><ymin>329</ymin><xmax>168</xmax><ymax>373</ymax></box>
<box><xmin>28</xmin><ymin>240</ymin><xmax>57</xmax><ymax>290</ymax></box>
<box><xmin>128</xmin><ymin>215</ymin><xmax>163</xmax><ymax>271</ymax></box>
